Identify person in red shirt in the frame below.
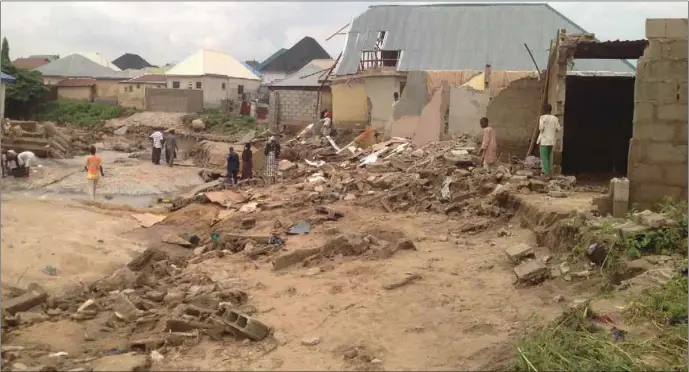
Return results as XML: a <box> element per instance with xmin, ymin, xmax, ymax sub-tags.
<box><xmin>84</xmin><ymin>145</ymin><xmax>105</xmax><ymax>200</ymax></box>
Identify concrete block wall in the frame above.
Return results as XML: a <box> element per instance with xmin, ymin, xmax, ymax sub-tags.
<box><xmin>275</xmin><ymin>89</ymin><xmax>319</xmax><ymax>128</ymax></box>
<box><xmin>628</xmin><ymin>18</ymin><xmax>688</xmax><ymax>208</ymax></box>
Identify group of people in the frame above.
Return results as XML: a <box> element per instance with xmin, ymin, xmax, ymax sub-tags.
<box><xmin>1</xmin><ymin>149</ymin><xmax>37</xmax><ymax>178</ymax></box>
<box><xmin>225</xmin><ymin>136</ymin><xmax>281</xmax><ymax>186</ymax></box>
<box><xmin>477</xmin><ymin>103</ymin><xmax>561</xmax><ymax>178</ymax></box>
<box><xmin>149</xmin><ymin>129</ymin><xmax>179</xmax><ymax>167</ymax></box>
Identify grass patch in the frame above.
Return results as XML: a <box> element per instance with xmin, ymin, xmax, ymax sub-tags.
<box><xmin>35</xmin><ymin>100</ymin><xmax>135</xmax><ymax>128</ymax></box>
<box><xmin>199</xmin><ymin>109</ymin><xmax>257</xmax><ymax>134</ymax></box>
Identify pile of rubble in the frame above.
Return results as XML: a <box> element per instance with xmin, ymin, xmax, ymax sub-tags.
<box><xmin>1</xmin><ymin>246</ymin><xmax>272</xmax><ymax>371</ymax></box>
<box><xmin>1</xmin><ymin>120</ymin><xmax>88</xmax><ymax>158</ymax></box>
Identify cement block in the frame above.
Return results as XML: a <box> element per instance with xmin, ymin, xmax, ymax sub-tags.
<box><xmin>657</xmin><ymin>103</ymin><xmax>688</xmax><ymax>121</ymax></box>
<box><xmin>633</xmin><ymin>102</ymin><xmax>656</xmax><ymax>122</ymax></box>
<box><xmin>675</xmin><ymin>121</ymin><xmax>688</xmax><ymax>142</ymax></box>
<box><xmin>2</xmin><ymin>289</ymin><xmax>47</xmax><ymax>315</ymax></box>
<box><xmin>680</xmin><ymin>83</ymin><xmax>688</xmax><ymax>104</ymax></box>
<box><xmin>633</xmin><ymin>123</ymin><xmax>677</xmax><ymax>142</ymax></box>
<box><xmin>664</xmin><ymin>18</ymin><xmax>689</xmax><ymax>39</ymax></box>
<box><xmin>629</xmin><ymin>162</ymin><xmax>663</xmax><ymax>182</ymax></box>
<box><xmin>662</xmin><ymin>40</ymin><xmax>689</xmax><ymax>60</ymax></box>
<box><xmin>646</xmin><ymin>19</ymin><xmax>667</xmax><ymax>38</ymax></box>
<box><xmin>513</xmin><ymin>260</ymin><xmax>548</xmax><ymax>285</ymax></box>
<box><xmin>663</xmin><ymin>164</ymin><xmax>689</xmax><ymax>187</ymax></box>
<box><xmin>504</xmin><ymin>243</ymin><xmax>535</xmax><ymax>264</ymax></box>
<box><xmin>635</xmin><ymin>81</ymin><xmax>679</xmax><ymax>104</ymax></box>
<box><xmin>633</xmin><ymin>183</ymin><xmax>683</xmax><ymax>203</ymax></box>
<box><xmin>647</xmin><ymin>143</ymin><xmax>687</xmax><ymax>164</ymax></box>
<box><xmin>627</xmin><ymin>139</ymin><xmax>647</xmax><ymax>163</ymax></box>
<box><xmin>644</xmin><ymin>60</ymin><xmax>689</xmax><ymax>82</ymax></box>
<box><xmin>611</xmin><ymin>178</ymin><xmax>630</xmax><ymax>203</ymax></box>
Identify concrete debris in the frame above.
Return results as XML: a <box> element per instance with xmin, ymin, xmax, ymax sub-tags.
<box><xmin>383</xmin><ymin>273</ymin><xmax>422</xmax><ymax>290</ymax></box>
<box><xmin>504</xmin><ymin>243</ymin><xmax>535</xmax><ymax>264</ymax></box>
<box><xmin>301</xmin><ymin>337</ymin><xmax>322</xmax><ymax>346</ymax></box>
<box><xmin>513</xmin><ymin>260</ymin><xmax>548</xmax><ymax>285</ymax></box>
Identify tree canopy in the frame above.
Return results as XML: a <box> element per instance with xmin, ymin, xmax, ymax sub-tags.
<box><xmin>2</xmin><ymin>37</ymin><xmax>49</xmax><ymax>119</ymax></box>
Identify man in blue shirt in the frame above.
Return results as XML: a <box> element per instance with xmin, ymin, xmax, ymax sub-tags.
<box><xmin>226</xmin><ymin>146</ymin><xmax>240</xmax><ymax>186</ymax></box>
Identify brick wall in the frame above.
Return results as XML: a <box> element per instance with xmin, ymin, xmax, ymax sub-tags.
<box><xmin>271</xmin><ymin>89</ymin><xmax>320</xmax><ymax>129</ymax></box>
<box><xmin>145</xmin><ymin>88</ymin><xmax>204</xmax><ymax>113</ymax></box>
<box><xmin>628</xmin><ymin>18</ymin><xmax>688</xmax><ymax>208</ymax></box>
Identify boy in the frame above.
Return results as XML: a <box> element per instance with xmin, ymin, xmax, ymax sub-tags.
<box><xmin>537</xmin><ymin>104</ymin><xmax>561</xmax><ymax>178</ymax></box>
<box><xmin>84</xmin><ymin>145</ymin><xmax>105</xmax><ymax>200</ymax></box>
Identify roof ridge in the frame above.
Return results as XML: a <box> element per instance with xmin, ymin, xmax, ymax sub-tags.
<box><xmin>369</xmin><ymin>2</ymin><xmax>547</xmax><ymax>8</ymax></box>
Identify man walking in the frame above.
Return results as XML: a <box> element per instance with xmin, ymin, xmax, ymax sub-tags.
<box><xmin>84</xmin><ymin>145</ymin><xmax>104</xmax><ymax>200</ymax></box>
<box><xmin>477</xmin><ymin>117</ymin><xmax>498</xmax><ymax>171</ymax></box>
<box><xmin>149</xmin><ymin>130</ymin><xmax>163</xmax><ymax>165</ymax></box>
<box><xmin>226</xmin><ymin>146</ymin><xmax>240</xmax><ymax>186</ymax></box>
<box><xmin>537</xmin><ymin>104</ymin><xmax>561</xmax><ymax>178</ymax></box>
<box><xmin>163</xmin><ymin>129</ymin><xmax>178</xmax><ymax>167</ymax></box>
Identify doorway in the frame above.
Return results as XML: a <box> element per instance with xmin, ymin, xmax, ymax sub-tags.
<box><xmin>562</xmin><ymin>76</ymin><xmax>635</xmax><ymax>178</ymax></box>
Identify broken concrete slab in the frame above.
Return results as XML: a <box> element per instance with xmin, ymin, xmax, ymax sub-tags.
<box><xmin>321</xmin><ymin>234</ymin><xmax>369</xmax><ymax>257</ymax></box>
<box><xmin>162</xmin><ymin>235</ymin><xmax>193</xmax><ymax>248</ymax></box>
<box><xmin>272</xmin><ymin>248</ymin><xmax>321</xmax><ymax>271</ymax></box>
<box><xmin>221</xmin><ymin>309</ymin><xmax>271</xmax><ymax>341</ymax></box>
<box><xmin>514</xmin><ymin>260</ymin><xmax>548</xmax><ymax>285</ymax></box>
<box><xmin>91</xmin><ymin>353</ymin><xmax>151</xmax><ymax>372</ymax></box>
<box><xmin>504</xmin><ymin>243</ymin><xmax>535</xmax><ymax>264</ymax></box>
<box><xmin>113</xmin><ymin>293</ymin><xmax>144</xmax><ymax>322</ymax></box>
<box><xmin>2</xmin><ymin>288</ymin><xmax>47</xmax><ymax>315</ymax></box>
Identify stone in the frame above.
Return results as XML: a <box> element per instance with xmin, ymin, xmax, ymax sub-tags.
<box><xmin>515</xmin><ymin>170</ymin><xmax>534</xmax><ymax>177</ymax></box>
<box><xmin>634</xmin><ymin>210</ymin><xmax>676</xmax><ymax>228</ymax></box>
<box><xmin>16</xmin><ymin>312</ymin><xmax>50</xmax><ymax>325</ymax></box>
<box><xmin>113</xmin><ymin>142</ymin><xmax>133</xmax><ymax>152</ymax></box>
<box><xmin>191</xmin><ymin>119</ymin><xmax>205</xmax><ymax>132</ymax></box>
<box><xmin>241</xmin><ymin>218</ymin><xmax>256</xmax><ymax>229</ymax></box>
<box><xmin>559</xmin><ymin>262</ymin><xmax>571</xmax><ymax>275</ymax></box>
<box><xmin>113</xmin><ymin>293</ymin><xmax>144</xmax><ymax>322</ymax></box>
<box><xmin>343</xmin><ymin>349</ymin><xmax>358</xmax><ymax>359</ymax></box>
<box><xmin>529</xmin><ymin>180</ymin><xmax>547</xmax><ymax>192</ymax></box>
<box><xmin>144</xmin><ymin>291</ymin><xmax>166</xmax><ymax>302</ymax></box>
<box><xmin>504</xmin><ymin>243</ymin><xmax>535</xmax><ymax>264</ymax></box>
<box><xmin>301</xmin><ymin>337</ymin><xmax>321</xmax><ymax>346</ymax></box>
<box><xmin>278</xmin><ymin>160</ymin><xmax>296</xmax><ymax>171</ymax></box>
<box><xmin>90</xmin><ymin>353</ymin><xmax>151</xmax><ymax>372</ymax></box>
<box><xmin>321</xmin><ymin>234</ymin><xmax>369</xmax><ymax>257</ymax></box>
<box><xmin>2</xmin><ymin>288</ymin><xmax>47</xmax><ymax>315</ymax></box>
<box><xmin>344</xmin><ymin>193</ymin><xmax>357</xmax><ymax>201</ymax></box>
<box><xmin>396</xmin><ymin>239</ymin><xmax>417</xmax><ymax>251</ymax></box>
<box><xmin>193</xmin><ymin>246</ymin><xmax>207</xmax><ymax>256</ymax></box>
<box><xmin>162</xmin><ymin>235</ymin><xmax>193</xmax><ymax>248</ymax></box>
<box><xmin>272</xmin><ymin>248</ymin><xmax>321</xmax><ymax>271</ymax></box>
<box><xmin>12</xmin><ymin>363</ymin><xmax>29</xmax><ymax>371</ymax></box>
<box><xmin>547</xmin><ymin>191</ymin><xmax>567</xmax><ymax>198</ymax></box>
<box><xmin>114</xmin><ymin>126</ymin><xmax>128</xmax><ymax>135</ymax></box>
<box><xmin>411</xmin><ymin>149</ymin><xmax>425</xmax><ymax>158</ymax></box>
<box><xmin>97</xmin><ymin>267</ymin><xmax>137</xmax><ymax>292</ymax></box>
<box><xmin>513</xmin><ymin>260</ymin><xmax>548</xmax><ymax>284</ymax></box>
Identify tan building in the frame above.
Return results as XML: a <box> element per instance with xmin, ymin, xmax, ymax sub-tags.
<box><xmin>55</xmin><ymin>78</ymin><xmax>96</xmax><ymax>101</ymax></box>
<box><xmin>118</xmin><ymin>74</ymin><xmax>167</xmax><ymax>109</ymax></box>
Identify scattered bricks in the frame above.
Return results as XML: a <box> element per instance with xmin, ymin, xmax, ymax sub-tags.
<box><xmin>513</xmin><ymin>260</ymin><xmax>548</xmax><ymax>285</ymax></box>
<box><xmin>504</xmin><ymin>243</ymin><xmax>535</xmax><ymax>264</ymax></box>
<box><xmin>646</xmin><ymin>143</ymin><xmax>687</xmax><ymax>164</ymax></box>
<box><xmin>646</xmin><ymin>19</ymin><xmax>667</xmax><ymax>39</ymax></box>
<box><xmin>2</xmin><ymin>288</ymin><xmax>47</xmax><ymax>315</ymax></box>
<box><xmin>657</xmin><ymin>103</ymin><xmax>688</xmax><ymax>122</ymax></box>
<box><xmin>223</xmin><ymin>310</ymin><xmax>271</xmax><ymax>341</ymax></box>
<box><xmin>664</xmin><ymin>18</ymin><xmax>689</xmax><ymax>39</ymax></box>
<box><xmin>144</xmin><ymin>290</ymin><xmax>166</xmax><ymax>302</ymax></box>
<box><xmin>321</xmin><ymin>234</ymin><xmax>369</xmax><ymax>257</ymax></box>
<box><xmin>272</xmin><ymin>247</ymin><xmax>321</xmax><ymax>271</ymax></box>
<box><xmin>129</xmin><ymin>337</ymin><xmax>166</xmax><ymax>352</ymax></box>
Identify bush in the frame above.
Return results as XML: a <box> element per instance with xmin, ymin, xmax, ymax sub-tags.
<box><xmin>199</xmin><ymin>109</ymin><xmax>257</xmax><ymax>134</ymax></box>
<box><xmin>35</xmin><ymin>100</ymin><xmax>135</xmax><ymax>127</ymax></box>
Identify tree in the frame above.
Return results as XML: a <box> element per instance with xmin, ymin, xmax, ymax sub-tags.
<box><xmin>1</xmin><ymin>38</ymin><xmax>48</xmax><ymax>119</ymax></box>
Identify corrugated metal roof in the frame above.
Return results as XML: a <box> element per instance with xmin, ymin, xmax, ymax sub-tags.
<box><xmin>13</xmin><ymin>57</ymin><xmax>51</xmax><ymax>70</ymax></box>
<box><xmin>57</xmin><ymin>78</ymin><xmax>97</xmax><ymax>87</ymax></box>
<box><xmin>257</xmin><ymin>48</ymin><xmax>287</xmax><ymax>71</ymax></box>
<box><xmin>75</xmin><ymin>52</ymin><xmax>122</xmax><ymax>71</ymax></box>
<box><xmin>335</xmin><ymin>3</ymin><xmax>636</xmax><ymax>75</ymax></box>
<box><xmin>35</xmin><ymin>54</ymin><xmax>121</xmax><ymax>79</ymax></box>
<box><xmin>270</xmin><ymin>59</ymin><xmax>335</xmax><ymax>88</ymax></box>
<box><xmin>165</xmin><ymin>49</ymin><xmax>261</xmax><ymax>80</ymax></box>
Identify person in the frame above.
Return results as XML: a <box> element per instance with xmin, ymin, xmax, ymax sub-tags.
<box><xmin>1</xmin><ymin>149</ymin><xmax>15</xmax><ymax>177</ymax></box>
<box><xmin>321</xmin><ymin>111</ymin><xmax>332</xmax><ymax>137</ymax></box>
<box><xmin>264</xmin><ymin>136</ymin><xmax>281</xmax><ymax>184</ymax></box>
<box><xmin>537</xmin><ymin>103</ymin><xmax>561</xmax><ymax>178</ymax></box>
<box><xmin>163</xmin><ymin>129</ymin><xmax>178</xmax><ymax>167</ymax></box>
<box><xmin>5</xmin><ymin>150</ymin><xmax>38</xmax><ymax>177</ymax></box>
<box><xmin>477</xmin><ymin>117</ymin><xmax>498</xmax><ymax>171</ymax></box>
<box><xmin>226</xmin><ymin>146</ymin><xmax>240</xmax><ymax>186</ymax></box>
<box><xmin>393</xmin><ymin>92</ymin><xmax>399</xmax><ymax>107</ymax></box>
<box><xmin>149</xmin><ymin>130</ymin><xmax>163</xmax><ymax>165</ymax></box>
<box><xmin>84</xmin><ymin>145</ymin><xmax>104</xmax><ymax>200</ymax></box>
<box><xmin>241</xmin><ymin>142</ymin><xmax>253</xmax><ymax>180</ymax></box>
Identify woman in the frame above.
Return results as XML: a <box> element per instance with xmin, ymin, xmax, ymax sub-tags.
<box><xmin>241</xmin><ymin>142</ymin><xmax>253</xmax><ymax>180</ymax></box>
<box><xmin>264</xmin><ymin>136</ymin><xmax>280</xmax><ymax>184</ymax></box>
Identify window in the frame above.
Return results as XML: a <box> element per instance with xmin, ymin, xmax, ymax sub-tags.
<box><xmin>187</xmin><ymin>82</ymin><xmax>193</xmax><ymax>89</ymax></box>
<box><xmin>399</xmin><ymin>82</ymin><xmax>406</xmax><ymax>96</ymax></box>
<box><xmin>172</xmin><ymin>81</ymin><xmax>180</xmax><ymax>89</ymax></box>
<box><xmin>221</xmin><ymin>83</ymin><xmax>226</xmax><ymax>91</ymax></box>
<box><xmin>196</xmin><ymin>82</ymin><xmax>202</xmax><ymax>89</ymax></box>
<box><xmin>136</xmin><ymin>84</ymin><xmax>140</xmax><ymax>89</ymax></box>
<box><xmin>237</xmin><ymin>85</ymin><xmax>244</xmax><ymax>95</ymax></box>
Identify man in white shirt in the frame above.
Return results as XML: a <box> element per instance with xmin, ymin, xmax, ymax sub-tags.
<box><xmin>149</xmin><ymin>130</ymin><xmax>163</xmax><ymax>165</ymax></box>
<box><xmin>5</xmin><ymin>150</ymin><xmax>37</xmax><ymax>177</ymax></box>
<box><xmin>536</xmin><ymin>103</ymin><xmax>561</xmax><ymax>178</ymax></box>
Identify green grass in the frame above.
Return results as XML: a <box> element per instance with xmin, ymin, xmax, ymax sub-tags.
<box><xmin>199</xmin><ymin>109</ymin><xmax>258</xmax><ymax>134</ymax></box>
<box><xmin>35</xmin><ymin>100</ymin><xmax>135</xmax><ymax>128</ymax></box>
<box><xmin>513</xmin><ymin>199</ymin><xmax>688</xmax><ymax>372</ymax></box>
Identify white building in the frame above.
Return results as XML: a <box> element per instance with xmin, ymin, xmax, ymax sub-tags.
<box><xmin>164</xmin><ymin>49</ymin><xmax>262</xmax><ymax>108</ymax></box>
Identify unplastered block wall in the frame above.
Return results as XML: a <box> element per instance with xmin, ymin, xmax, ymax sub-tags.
<box><xmin>628</xmin><ymin>18</ymin><xmax>689</xmax><ymax>208</ymax></box>
<box><xmin>275</xmin><ymin>89</ymin><xmax>319</xmax><ymax>128</ymax></box>
<box><xmin>486</xmin><ymin>76</ymin><xmax>543</xmax><ymax>157</ymax></box>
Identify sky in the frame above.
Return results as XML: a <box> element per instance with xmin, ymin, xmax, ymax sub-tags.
<box><xmin>1</xmin><ymin>2</ymin><xmax>687</xmax><ymax>66</ymax></box>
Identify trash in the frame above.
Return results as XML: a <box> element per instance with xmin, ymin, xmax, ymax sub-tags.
<box><xmin>306</xmin><ymin>173</ymin><xmax>326</xmax><ymax>184</ymax></box>
<box><xmin>49</xmin><ymin>351</ymin><xmax>69</xmax><ymax>358</ymax></box>
<box><xmin>288</xmin><ymin>221</ymin><xmax>311</xmax><ymax>235</ymax></box>
<box><xmin>150</xmin><ymin>350</ymin><xmax>164</xmax><ymax>363</ymax></box>
<box><xmin>440</xmin><ymin>177</ymin><xmax>452</xmax><ymax>200</ymax></box>
<box><xmin>211</xmin><ymin>232</ymin><xmax>221</xmax><ymax>243</ymax></box>
<box><xmin>301</xmin><ymin>337</ymin><xmax>321</xmax><ymax>346</ymax></box>
<box><xmin>239</xmin><ymin>202</ymin><xmax>258</xmax><ymax>213</ymax></box>
<box><xmin>611</xmin><ymin>327</ymin><xmax>626</xmax><ymax>342</ymax></box>
<box><xmin>42</xmin><ymin>264</ymin><xmax>57</xmax><ymax>276</ymax></box>
<box><xmin>586</xmin><ymin>243</ymin><xmax>606</xmax><ymax>266</ymax></box>
<box><xmin>268</xmin><ymin>236</ymin><xmax>285</xmax><ymax>246</ymax></box>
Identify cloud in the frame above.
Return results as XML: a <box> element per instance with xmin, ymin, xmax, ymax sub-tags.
<box><xmin>1</xmin><ymin>2</ymin><xmax>686</xmax><ymax>66</ymax></box>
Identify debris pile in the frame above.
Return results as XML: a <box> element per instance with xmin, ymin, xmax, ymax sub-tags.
<box><xmin>1</xmin><ymin>120</ymin><xmax>83</xmax><ymax>158</ymax></box>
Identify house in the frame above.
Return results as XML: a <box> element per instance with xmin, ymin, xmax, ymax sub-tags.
<box><xmin>164</xmin><ymin>49</ymin><xmax>262</xmax><ymax>109</ymax></box>
<box><xmin>112</xmin><ymin>53</ymin><xmax>155</xmax><ymax>71</ymax></box>
<box><xmin>244</xmin><ymin>60</ymin><xmax>260</xmax><ymax>69</ymax></box>
<box><xmin>257</xmin><ymin>37</ymin><xmax>331</xmax><ymax>84</ymax></box>
<box><xmin>12</xmin><ymin>57</ymin><xmax>51</xmax><ymax>70</ymax></box>
<box><xmin>267</xmin><ymin>59</ymin><xmax>335</xmax><ymax>130</ymax></box>
<box><xmin>28</xmin><ymin>54</ymin><xmax>59</xmax><ymax>62</ymax></box>
<box><xmin>329</xmin><ymin>3</ymin><xmax>636</xmax><ymax>136</ymax></box>
<box><xmin>118</xmin><ymin>74</ymin><xmax>167</xmax><ymax>109</ymax></box>
<box><xmin>55</xmin><ymin>78</ymin><xmax>97</xmax><ymax>101</ymax></box>
<box><xmin>75</xmin><ymin>52</ymin><xmax>121</xmax><ymax>71</ymax></box>
<box><xmin>34</xmin><ymin>54</ymin><xmax>142</xmax><ymax>101</ymax></box>
<box><xmin>1</xmin><ymin>71</ymin><xmax>16</xmax><ymax>121</ymax></box>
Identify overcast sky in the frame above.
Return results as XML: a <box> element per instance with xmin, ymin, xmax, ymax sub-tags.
<box><xmin>1</xmin><ymin>2</ymin><xmax>687</xmax><ymax>66</ymax></box>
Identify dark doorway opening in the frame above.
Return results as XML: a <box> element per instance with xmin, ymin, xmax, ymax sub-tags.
<box><xmin>562</xmin><ymin>76</ymin><xmax>635</xmax><ymax>178</ymax></box>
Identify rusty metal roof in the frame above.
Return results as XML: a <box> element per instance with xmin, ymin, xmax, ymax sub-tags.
<box><xmin>335</xmin><ymin>3</ymin><xmax>636</xmax><ymax>75</ymax></box>
<box><xmin>574</xmin><ymin>39</ymin><xmax>647</xmax><ymax>60</ymax></box>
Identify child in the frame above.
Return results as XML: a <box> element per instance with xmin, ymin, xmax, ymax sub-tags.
<box><xmin>537</xmin><ymin>104</ymin><xmax>561</xmax><ymax>178</ymax></box>
<box><xmin>84</xmin><ymin>145</ymin><xmax>105</xmax><ymax>200</ymax></box>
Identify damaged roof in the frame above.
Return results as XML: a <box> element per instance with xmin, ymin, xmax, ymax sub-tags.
<box><xmin>269</xmin><ymin>59</ymin><xmax>335</xmax><ymax>88</ymax></box>
<box><xmin>112</xmin><ymin>53</ymin><xmax>156</xmax><ymax>70</ymax></box>
<box><xmin>335</xmin><ymin>3</ymin><xmax>636</xmax><ymax>75</ymax></box>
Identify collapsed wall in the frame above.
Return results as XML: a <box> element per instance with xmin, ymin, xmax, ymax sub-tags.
<box><xmin>628</xmin><ymin>18</ymin><xmax>688</xmax><ymax>208</ymax></box>
<box><xmin>486</xmin><ymin>76</ymin><xmax>542</xmax><ymax>159</ymax></box>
